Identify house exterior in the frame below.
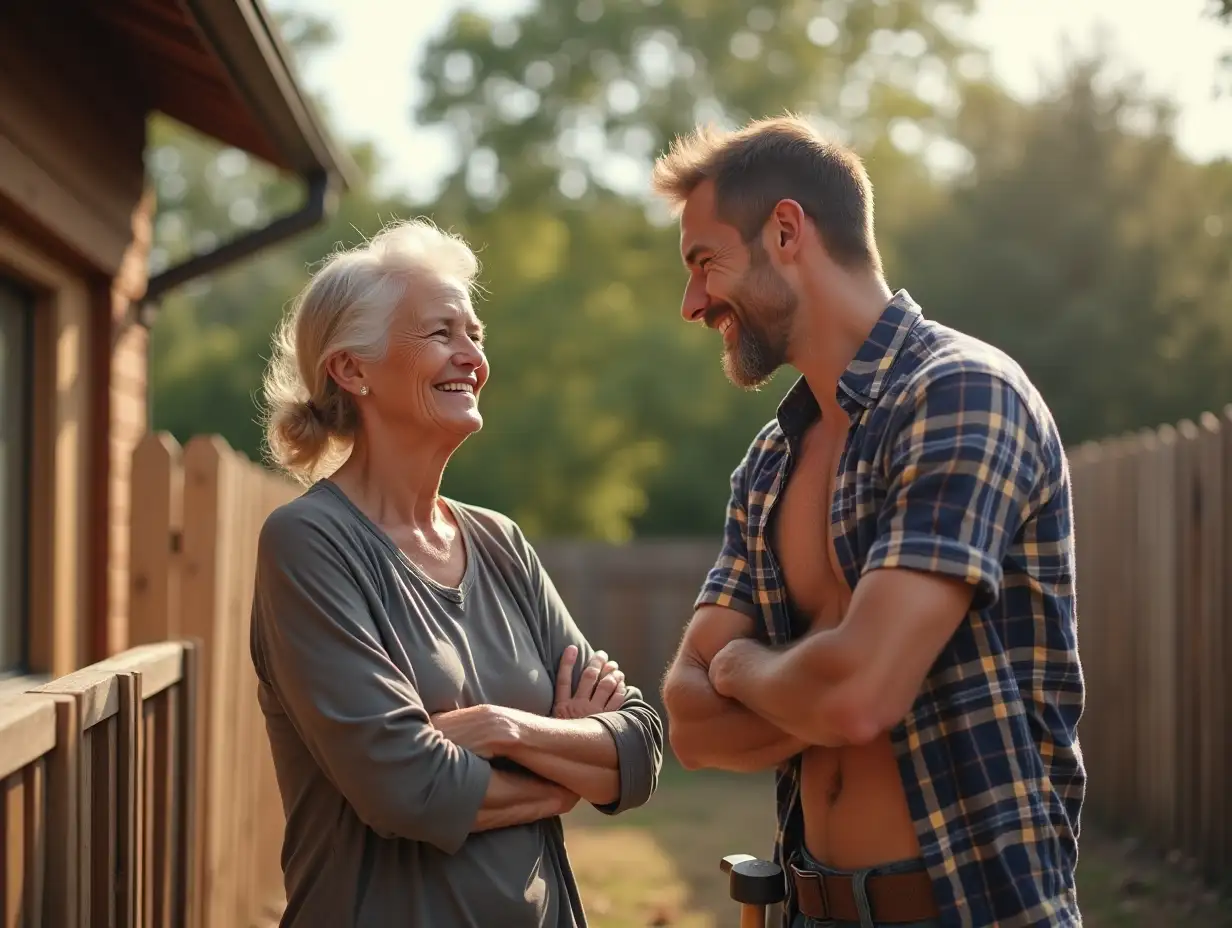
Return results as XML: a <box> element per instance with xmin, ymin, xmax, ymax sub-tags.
<box><xmin>0</xmin><ymin>0</ymin><xmax>352</xmax><ymax>686</ymax></box>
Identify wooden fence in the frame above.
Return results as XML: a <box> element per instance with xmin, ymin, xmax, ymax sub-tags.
<box><xmin>0</xmin><ymin>641</ymin><xmax>198</xmax><ymax>927</ymax></box>
<box><xmin>0</xmin><ymin>432</ymin><xmax>297</xmax><ymax>927</ymax></box>
<box><xmin>536</xmin><ymin>540</ymin><xmax>717</xmax><ymax>716</ymax></box>
<box><xmin>1070</xmin><ymin>407</ymin><xmax>1232</xmax><ymax>885</ymax></box>
<box><xmin>126</xmin><ymin>432</ymin><xmax>299</xmax><ymax>928</ymax></box>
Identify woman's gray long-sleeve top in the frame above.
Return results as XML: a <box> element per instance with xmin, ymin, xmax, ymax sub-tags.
<box><xmin>250</xmin><ymin>481</ymin><xmax>664</xmax><ymax>928</ymax></box>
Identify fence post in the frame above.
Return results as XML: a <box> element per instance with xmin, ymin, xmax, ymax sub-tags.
<box><xmin>179</xmin><ymin>436</ymin><xmax>236</xmax><ymax>928</ymax></box>
<box><xmin>1195</xmin><ymin>412</ymin><xmax>1224</xmax><ymax>882</ymax></box>
<box><xmin>129</xmin><ymin>433</ymin><xmax>184</xmax><ymax>646</ymax></box>
<box><xmin>1215</xmin><ymin>406</ymin><xmax>1232</xmax><ymax>879</ymax></box>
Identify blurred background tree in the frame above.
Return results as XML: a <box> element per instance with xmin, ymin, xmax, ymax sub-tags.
<box><xmin>146</xmin><ymin>1</ymin><xmax>1232</xmax><ymax>541</ymax></box>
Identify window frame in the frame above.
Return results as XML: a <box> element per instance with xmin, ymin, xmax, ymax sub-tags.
<box><xmin>0</xmin><ymin>276</ymin><xmax>33</xmax><ymax>676</ymax></box>
<box><xmin>0</xmin><ymin>223</ymin><xmax>92</xmax><ymax>681</ymax></box>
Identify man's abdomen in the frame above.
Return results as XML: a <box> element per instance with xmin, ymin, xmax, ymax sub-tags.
<box><xmin>800</xmin><ymin>736</ymin><xmax>922</xmax><ymax>869</ymax></box>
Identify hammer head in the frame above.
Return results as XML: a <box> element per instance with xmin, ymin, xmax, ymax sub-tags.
<box><xmin>720</xmin><ymin>854</ymin><xmax>786</xmax><ymax>906</ymax></box>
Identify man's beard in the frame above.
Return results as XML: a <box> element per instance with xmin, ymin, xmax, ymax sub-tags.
<box><xmin>722</xmin><ymin>253</ymin><xmax>797</xmax><ymax>389</ymax></box>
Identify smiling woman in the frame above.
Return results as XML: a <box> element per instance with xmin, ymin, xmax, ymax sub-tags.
<box><xmin>251</xmin><ymin>219</ymin><xmax>664</xmax><ymax>928</ymax></box>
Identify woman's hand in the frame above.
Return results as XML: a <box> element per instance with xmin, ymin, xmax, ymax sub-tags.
<box><xmin>553</xmin><ymin>646</ymin><xmax>626</xmax><ymax>719</ymax></box>
<box><xmin>431</xmin><ymin>704</ymin><xmax>522</xmax><ymax>758</ymax></box>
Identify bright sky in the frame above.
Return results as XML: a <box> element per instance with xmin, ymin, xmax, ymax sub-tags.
<box><xmin>272</xmin><ymin>0</ymin><xmax>1231</xmax><ymax>200</ymax></box>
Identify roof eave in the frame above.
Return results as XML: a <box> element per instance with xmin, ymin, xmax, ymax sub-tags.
<box><xmin>178</xmin><ymin>0</ymin><xmax>361</xmax><ymax>190</ymax></box>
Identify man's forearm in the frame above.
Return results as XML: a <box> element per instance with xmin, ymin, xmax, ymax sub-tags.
<box><xmin>715</xmin><ymin>639</ymin><xmax>850</xmax><ymax>746</ymax></box>
<box><xmin>664</xmin><ymin>662</ymin><xmax>806</xmax><ymax>772</ymax></box>
<box><xmin>504</xmin><ymin>713</ymin><xmax>621</xmax><ymax>805</ymax></box>
<box><xmin>471</xmin><ymin>769</ymin><xmax>576</xmax><ymax>833</ymax></box>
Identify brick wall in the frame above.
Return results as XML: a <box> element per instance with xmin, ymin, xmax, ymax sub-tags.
<box><xmin>104</xmin><ymin>188</ymin><xmax>154</xmax><ymax>654</ymax></box>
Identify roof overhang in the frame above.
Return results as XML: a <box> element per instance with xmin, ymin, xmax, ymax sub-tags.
<box><xmin>84</xmin><ymin>0</ymin><xmax>358</xmax><ymax>189</ymax></box>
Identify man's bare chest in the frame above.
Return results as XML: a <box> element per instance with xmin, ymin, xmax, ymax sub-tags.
<box><xmin>769</xmin><ymin>424</ymin><xmax>851</xmax><ymax>628</ymax></box>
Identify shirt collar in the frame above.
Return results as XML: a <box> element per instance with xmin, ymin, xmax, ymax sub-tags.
<box><xmin>776</xmin><ymin>289</ymin><xmax>923</xmax><ymax>436</ymax></box>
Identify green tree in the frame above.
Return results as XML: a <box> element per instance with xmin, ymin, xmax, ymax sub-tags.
<box><xmin>896</xmin><ymin>57</ymin><xmax>1232</xmax><ymax>444</ymax></box>
<box><xmin>413</xmin><ymin>0</ymin><xmax>979</xmax><ymax>538</ymax></box>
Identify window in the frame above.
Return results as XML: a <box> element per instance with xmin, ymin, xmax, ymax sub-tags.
<box><xmin>0</xmin><ymin>277</ymin><xmax>31</xmax><ymax>673</ymax></box>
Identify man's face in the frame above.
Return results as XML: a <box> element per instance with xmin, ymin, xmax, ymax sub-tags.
<box><xmin>679</xmin><ymin>182</ymin><xmax>797</xmax><ymax>389</ymax></box>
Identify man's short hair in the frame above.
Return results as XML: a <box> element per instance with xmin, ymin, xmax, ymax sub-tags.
<box><xmin>651</xmin><ymin>114</ymin><xmax>882</xmax><ymax>274</ymax></box>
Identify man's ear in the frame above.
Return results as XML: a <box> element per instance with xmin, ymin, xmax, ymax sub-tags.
<box><xmin>324</xmin><ymin>351</ymin><xmax>367</xmax><ymax>398</ymax></box>
<box><xmin>768</xmin><ymin>198</ymin><xmax>807</xmax><ymax>261</ymax></box>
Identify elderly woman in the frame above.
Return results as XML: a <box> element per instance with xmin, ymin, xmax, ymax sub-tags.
<box><xmin>250</xmin><ymin>219</ymin><xmax>663</xmax><ymax>928</ymax></box>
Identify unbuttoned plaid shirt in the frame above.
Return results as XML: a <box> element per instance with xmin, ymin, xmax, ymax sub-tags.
<box><xmin>695</xmin><ymin>291</ymin><xmax>1085</xmax><ymax>928</ymax></box>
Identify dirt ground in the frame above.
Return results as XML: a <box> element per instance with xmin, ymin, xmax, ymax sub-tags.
<box><xmin>563</xmin><ymin>763</ymin><xmax>1232</xmax><ymax>928</ymax></box>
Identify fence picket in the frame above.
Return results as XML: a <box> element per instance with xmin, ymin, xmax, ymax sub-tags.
<box><xmin>129</xmin><ymin>433</ymin><xmax>184</xmax><ymax>647</ymax></box>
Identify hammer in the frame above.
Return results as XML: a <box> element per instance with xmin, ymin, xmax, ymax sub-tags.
<box><xmin>720</xmin><ymin>853</ymin><xmax>786</xmax><ymax>928</ymax></box>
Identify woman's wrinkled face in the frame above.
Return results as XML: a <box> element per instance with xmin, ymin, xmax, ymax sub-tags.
<box><xmin>366</xmin><ymin>279</ymin><xmax>489</xmax><ymax>439</ymax></box>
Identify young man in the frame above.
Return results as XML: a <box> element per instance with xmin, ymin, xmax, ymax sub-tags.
<box><xmin>655</xmin><ymin>117</ymin><xmax>1084</xmax><ymax>928</ymax></box>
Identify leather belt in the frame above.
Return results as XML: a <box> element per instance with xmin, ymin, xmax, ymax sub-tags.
<box><xmin>790</xmin><ymin>862</ymin><xmax>940</xmax><ymax>924</ymax></box>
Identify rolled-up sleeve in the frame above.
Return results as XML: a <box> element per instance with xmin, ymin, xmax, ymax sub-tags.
<box><xmin>252</xmin><ymin>509</ymin><xmax>491</xmax><ymax>853</ymax></box>
<box><xmin>521</xmin><ymin>540</ymin><xmax>664</xmax><ymax>815</ymax></box>
<box><xmin>864</xmin><ymin>365</ymin><xmax>1043</xmax><ymax>610</ymax></box>
<box><xmin>693</xmin><ymin>451</ymin><xmax>760</xmax><ymax>618</ymax></box>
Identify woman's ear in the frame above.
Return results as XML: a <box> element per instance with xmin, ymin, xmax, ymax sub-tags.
<box><xmin>324</xmin><ymin>351</ymin><xmax>368</xmax><ymax>398</ymax></box>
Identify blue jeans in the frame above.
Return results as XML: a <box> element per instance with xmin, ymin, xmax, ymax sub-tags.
<box><xmin>789</xmin><ymin>847</ymin><xmax>942</xmax><ymax>928</ymax></box>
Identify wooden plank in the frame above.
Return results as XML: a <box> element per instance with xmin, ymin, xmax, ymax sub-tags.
<box><xmin>2</xmin><ymin>772</ymin><xmax>24</xmax><ymax>927</ymax></box>
<box><xmin>1154</xmin><ymin>425</ymin><xmax>1180</xmax><ymax>848</ymax></box>
<box><xmin>0</xmin><ymin>134</ymin><xmax>129</xmax><ymax>274</ymax></box>
<box><xmin>1083</xmin><ymin>440</ymin><xmax>1107</xmax><ymax>815</ymax></box>
<box><xmin>0</xmin><ymin>700</ymin><xmax>56</xmax><ymax>778</ymax></box>
<box><xmin>93</xmin><ymin>643</ymin><xmax>185</xmax><ymax>699</ymax></box>
<box><xmin>1174</xmin><ymin>420</ymin><xmax>1201</xmax><ymax>860</ymax></box>
<box><xmin>128</xmin><ymin>433</ymin><xmax>183</xmax><ymax>647</ymax></box>
<box><xmin>78</xmin><ymin>726</ymin><xmax>92</xmax><ymax>928</ymax></box>
<box><xmin>22</xmin><ymin>759</ymin><xmax>44</xmax><ymax>928</ymax></box>
<box><xmin>1221</xmin><ymin>405</ymin><xmax>1232</xmax><ymax>877</ymax></box>
<box><xmin>1113</xmin><ymin>437</ymin><xmax>1136</xmax><ymax>817</ymax></box>
<box><xmin>179</xmin><ymin>438</ymin><xmax>225</xmax><ymax>928</ymax></box>
<box><xmin>39</xmin><ymin>694</ymin><xmax>79</xmax><ymax>928</ymax></box>
<box><xmin>148</xmin><ymin>688</ymin><xmax>176</xmax><ymax>928</ymax></box>
<box><xmin>112</xmin><ymin>673</ymin><xmax>143</xmax><ymax>927</ymax></box>
<box><xmin>87</xmin><ymin>720</ymin><xmax>116</xmax><ymax>924</ymax></box>
<box><xmin>231</xmin><ymin>463</ymin><xmax>254</xmax><ymax>924</ymax></box>
<box><xmin>29</xmin><ymin>671</ymin><xmax>120</xmax><ymax>731</ymax></box>
<box><xmin>1196</xmin><ymin>412</ymin><xmax>1224</xmax><ymax>882</ymax></box>
<box><xmin>1133</xmin><ymin>428</ymin><xmax>1158</xmax><ymax>828</ymax></box>
<box><xmin>176</xmin><ymin>642</ymin><xmax>201</xmax><ymax>928</ymax></box>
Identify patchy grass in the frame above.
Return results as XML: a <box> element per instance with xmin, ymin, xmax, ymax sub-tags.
<box><xmin>563</xmin><ymin>762</ymin><xmax>1232</xmax><ymax>927</ymax></box>
<box><xmin>565</xmin><ymin>764</ymin><xmax>776</xmax><ymax>927</ymax></box>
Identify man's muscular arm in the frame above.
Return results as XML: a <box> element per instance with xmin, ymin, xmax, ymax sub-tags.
<box><xmin>661</xmin><ymin>605</ymin><xmax>809</xmax><ymax>772</ymax></box>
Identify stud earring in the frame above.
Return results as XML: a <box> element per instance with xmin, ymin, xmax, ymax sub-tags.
<box><xmin>359</xmin><ymin>385</ymin><xmax>370</xmax><ymax>396</ymax></box>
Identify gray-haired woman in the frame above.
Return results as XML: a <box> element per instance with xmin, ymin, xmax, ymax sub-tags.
<box><xmin>250</xmin><ymin>219</ymin><xmax>664</xmax><ymax>928</ymax></box>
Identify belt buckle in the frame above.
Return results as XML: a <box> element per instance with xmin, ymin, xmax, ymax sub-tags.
<box><xmin>789</xmin><ymin>862</ymin><xmax>830</xmax><ymax>920</ymax></box>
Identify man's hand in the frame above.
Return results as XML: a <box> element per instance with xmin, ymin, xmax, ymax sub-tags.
<box><xmin>431</xmin><ymin>704</ymin><xmax>522</xmax><ymax>758</ymax></box>
<box><xmin>662</xmin><ymin>606</ymin><xmax>809</xmax><ymax>771</ymax></box>
<box><xmin>554</xmin><ymin>645</ymin><xmax>626</xmax><ymax>718</ymax></box>
<box><xmin>707</xmin><ymin>637</ymin><xmax>763</xmax><ymax>699</ymax></box>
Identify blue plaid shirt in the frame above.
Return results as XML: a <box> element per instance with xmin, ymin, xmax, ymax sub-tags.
<box><xmin>695</xmin><ymin>291</ymin><xmax>1085</xmax><ymax>927</ymax></box>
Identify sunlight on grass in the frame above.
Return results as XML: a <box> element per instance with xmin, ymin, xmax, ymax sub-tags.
<box><xmin>565</xmin><ymin>763</ymin><xmax>776</xmax><ymax>927</ymax></box>
<box><xmin>564</xmin><ymin>761</ymin><xmax>1232</xmax><ymax>927</ymax></box>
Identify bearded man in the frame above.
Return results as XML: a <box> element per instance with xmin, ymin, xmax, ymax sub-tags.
<box><xmin>656</xmin><ymin>116</ymin><xmax>1084</xmax><ymax>928</ymax></box>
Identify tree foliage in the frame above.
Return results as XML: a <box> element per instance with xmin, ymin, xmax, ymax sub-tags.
<box><xmin>147</xmin><ymin>2</ymin><xmax>1232</xmax><ymax>541</ymax></box>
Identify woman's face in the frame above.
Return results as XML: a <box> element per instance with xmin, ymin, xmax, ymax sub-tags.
<box><xmin>364</xmin><ymin>279</ymin><xmax>489</xmax><ymax>440</ymax></box>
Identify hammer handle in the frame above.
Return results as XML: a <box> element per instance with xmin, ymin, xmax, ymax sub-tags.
<box><xmin>740</xmin><ymin>904</ymin><xmax>767</xmax><ymax>928</ymax></box>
